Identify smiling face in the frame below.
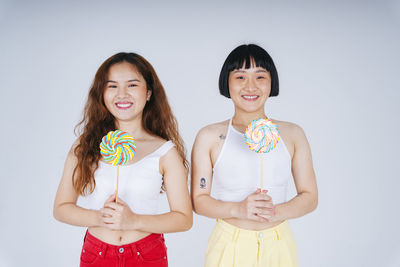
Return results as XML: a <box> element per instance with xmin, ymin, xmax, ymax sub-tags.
<box><xmin>228</xmin><ymin>63</ymin><xmax>271</xmax><ymax>114</ymax></box>
<box><xmin>103</xmin><ymin>62</ymin><xmax>151</xmax><ymax>125</ymax></box>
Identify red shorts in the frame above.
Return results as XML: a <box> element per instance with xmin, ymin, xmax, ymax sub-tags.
<box><xmin>80</xmin><ymin>230</ymin><xmax>168</xmax><ymax>267</ymax></box>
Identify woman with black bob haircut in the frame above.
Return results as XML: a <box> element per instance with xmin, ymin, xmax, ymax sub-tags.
<box><xmin>191</xmin><ymin>44</ymin><xmax>318</xmax><ymax>267</ymax></box>
<box><xmin>219</xmin><ymin>44</ymin><xmax>279</xmax><ymax>98</ymax></box>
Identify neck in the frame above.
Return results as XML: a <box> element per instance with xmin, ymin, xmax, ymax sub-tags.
<box><xmin>115</xmin><ymin>117</ymin><xmax>146</xmax><ymax>138</ymax></box>
<box><xmin>232</xmin><ymin>109</ymin><xmax>267</xmax><ymax>128</ymax></box>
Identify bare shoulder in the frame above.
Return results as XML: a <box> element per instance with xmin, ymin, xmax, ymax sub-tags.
<box><xmin>141</xmin><ymin>134</ymin><xmax>169</xmax><ymax>153</ymax></box>
<box><xmin>155</xmin><ymin>137</ymin><xmax>169</xmax><ymax>148</ymax></box>
<box><xmin>194</xmin><ymin>120</ymin><xmax>229</xmax><ymax>149</ymax></box>
<box><xmin>192</xmin><ymin>120</ymin><xmax>230</xmax><ymax>166</ymax></box>
<box><xmin>67</xmin><ymin>139</ymin><xmax>80</xmax><ymax>158</ymax></box>
<box><xmin>197</xmin><ymin>120</ymin><xmax>229</xmax><ymax>135</ymax></box>
<box><xmin>272</xmin><ymin>119</ymin><xmax>304</xmax><ymax>138</ymax></box>
<box><xmin>271</xmin><ymin>119</ymin><xmax>308</xmax><ymax>155</ymax></box>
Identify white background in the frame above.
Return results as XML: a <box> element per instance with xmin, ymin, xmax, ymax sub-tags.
<box><xmin>0</xmin><ymin>0</ymin><xmax>399</xmax><ymax>266</ymax></box>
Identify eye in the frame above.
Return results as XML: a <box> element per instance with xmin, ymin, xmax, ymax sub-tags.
<box><xmin>236</xmin><ymin>76</ymin><xmax>244</xmax><ymax>80</ymax></box>
<box><xmin>128</xmin><ymin>84</ymin><xmax>137</xmax><ymax>87</ymax></box>
<box><xmin>257</xmin><ymin>76</ymin><xmax>265</xmax><ymax>79</ymax></box>
<box><xmin>108</xmin><ymin>85</ymin><xmax>117</xmax><ymax>88</ymax></box>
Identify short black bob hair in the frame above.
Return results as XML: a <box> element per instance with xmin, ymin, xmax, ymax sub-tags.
<box><xmin>219</xmin><ymin>44</ymin><xmax>279</xmax><ymax>98</ymax></box>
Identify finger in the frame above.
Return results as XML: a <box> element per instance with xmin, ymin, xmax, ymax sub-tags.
<box><xmin>253</xmin><ymin>207</ymin><xmax>274</xmax><ymax>216</ymax></box>
<box><xmin>101</xmin><ymin>216</ymin><xmax>115</xmax><ymax>224</ymax></box>
<box><xmin>248</xmin><ymin>189</ymin><xmax>263</xmax><ymax>201</ymax></box>
<box><xmin>250</xmin><ymin>214</ymin><xmax>270</xmax><ymax>223</ymax></box>
<box><xmin>254</xmin><ymin>201</ymin><xmax>274</xmax><ymax>209</ymax></box>
<box><xmin>116</xmin><ymin>197</ymin><xmax>127</xmax><ymax>206</ymax></box>
<box><xmin>250</xmin><ymin>189</ymin><xmax>261</xmax><ymax>197</ymax></box>
<box><xmin>253</xmin><ymin>193</ymin><xmax>272</xmax><ymax>201</ymax></box>
<box><xmin>104</xmin><ymin>202</ymin><xmax>119</xmax><ymax>210</ymax></box>
<box><xmin>258</xmin><ymin>213</ymin><xmax>273</xmax><ymax>221</ymax></box>
<box><xmin>105</xmin><ymin>194</ymin><xmax>116</xmax><ymax>204</ymax></box>
<box><xmin>100</xmin><ymin>207</ymin><xmax>116</xmax><ymax>217</ymax></box>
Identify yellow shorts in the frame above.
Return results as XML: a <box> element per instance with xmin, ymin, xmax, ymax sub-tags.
<box><xmin>204</xmin><ymin>220</ymin><xmax>298</xmax><ymax>267</ymax></box>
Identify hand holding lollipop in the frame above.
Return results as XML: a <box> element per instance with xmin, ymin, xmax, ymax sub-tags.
<box><xmin>100</xmin><ymin>130</ymin><xmax>136</xmax><ymax>202</ymax></box>
<box><xmin>244</xmin><ymin>118</ymin><xmax>280</xmax><ymax>189</ymax></box>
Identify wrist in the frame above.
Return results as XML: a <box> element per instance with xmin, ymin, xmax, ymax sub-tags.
<box><xmin>129</xmin><ymin>213</ymin><xmax>141</xmax><ymax>231</ymax></box>
<box><xmin>230</xmin><ymin>202</ymin><xmax>240</xmax><ymax>219</ymax></box>
<box><xmin>93</xmin><ymin>210</ymin><xmax>103</xmax><ymax>227</ymax></box>
<box><xmin>273</xmin><ymin>205</ymin><xmax>283</xmax><ymax>221</ymax></box>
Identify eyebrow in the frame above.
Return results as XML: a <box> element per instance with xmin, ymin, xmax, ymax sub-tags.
<box><xmin>232</xmin><ymin>69</ymin><xmax>268</xmax><ymax>74</ymax></box>
<box><xmin>106</xmin><ymin>79</ymin><xmax>141</xmax><ymax>83</ymax></box>
<box><xmin>255</xmin><ymin>69</ymin><xmax>268</xmax><ymax>73</ymax></box>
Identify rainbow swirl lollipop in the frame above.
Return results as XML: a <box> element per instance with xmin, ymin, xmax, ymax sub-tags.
<box><xmin>100</xmin><ymin>130</ymin><xmax>136</xmax><ymax>165</ymax></box>
<box><xmin>244</xmin><ymin>118</ymin><xmax>280</xmax><ymax>153</ymax></box>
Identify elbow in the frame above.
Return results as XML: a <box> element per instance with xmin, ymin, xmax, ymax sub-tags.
<box><xmin>179</xmin><ymin>212</ymin><xmax>193</xmax><ymax>232</ymax></box>
<box><xmin>192</xmin><ymin>205</ymin><xmax>205</xmax><ymax>217</ymax></box>
<box><xmin>192</xmin><ymin>204</ymin><xmax>200</xmax><ymax>215</ymax></box>
<box><xmin>184</xmin><ymin>215</ymin><xmax>193</xmax><ymax>231</ymax></box>
<box><xmin>310</xmin><ymin>194</ymin><xmax>318</xmax><ymax>212</ymax></box>
<box><xmin>53</xmin><ymin>202</ymin><xmax>71</xmax><ymax>223</ymax></box>
<box><xmin>191</xmin><ymin>197</ymin><xmax>205</xmax><ymax>216</ymax></box>
<box><xmin>53</xmin><ymin>206</ymin><xmax>62</xmax><ymax>222</ymax></box>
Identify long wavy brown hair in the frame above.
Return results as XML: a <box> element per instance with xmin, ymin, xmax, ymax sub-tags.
<box><xmin>73</xmin><ymin>52</ymin><xmax>188</xmax><ymax>195</ymax></box>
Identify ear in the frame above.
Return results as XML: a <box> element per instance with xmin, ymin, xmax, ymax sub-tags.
<box><xmin>146</xmin><ymin>90</ymin><xmax>152</xmax><ymax>101</ymax></box>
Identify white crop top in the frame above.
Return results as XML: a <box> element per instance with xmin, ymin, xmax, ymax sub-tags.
<box><xmin>211</xmin><ymin>120</ymin><xmax>292</xmax><ymax>205</ymax></box>
<box><xmin>77</xmin><ymin>141</ymin><xmax>175</xmax><ymax>215</ymax></box>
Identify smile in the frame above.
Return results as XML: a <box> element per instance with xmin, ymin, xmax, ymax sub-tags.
<box><xmin>115</xmin><ymin>102</ymin><xmax>133</xmax><ymax>109</ymax></box>
<box><xmin>241</xmin><ymin>95</ymin><xmax>259</xmax><ymax>101</ymax></box>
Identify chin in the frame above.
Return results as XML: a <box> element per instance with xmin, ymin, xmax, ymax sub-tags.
<box><xmin>239</xmin><ymin>105</ymin><xmax>264</xmax><ymax>114</ymax></box>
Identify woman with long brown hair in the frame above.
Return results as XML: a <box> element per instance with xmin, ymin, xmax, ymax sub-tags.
<box><xmin>54</xmin><ymin>52</ymin><xmax>192</xmax><ymax>267</ymax></box>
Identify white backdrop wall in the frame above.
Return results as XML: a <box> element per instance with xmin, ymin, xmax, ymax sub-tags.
<box><xmin>0</xmin><ymin>0</ymin><xmax>399</xmax><ymax>266</ymax></box>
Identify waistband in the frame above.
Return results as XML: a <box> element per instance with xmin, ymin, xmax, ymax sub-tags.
<box><xmin>83</xmin><ymin>230</ymin><xmax>164</xmax><ymax>257</ymax></box>
<box><xmin>216</xmin><ymin>219</ymin><xmax>290</xmax><ymax>240</ymax></box>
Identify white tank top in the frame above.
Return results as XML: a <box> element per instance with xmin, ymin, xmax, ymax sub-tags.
<box><xmin>211</xmin><ymin>120</ymin><xmax>292</xmax><ymax>205</ymax></box>
<box><xmin>78</xmin><ymin>141</ymin><xmax>174</xmax><ymax>215</ymax></box>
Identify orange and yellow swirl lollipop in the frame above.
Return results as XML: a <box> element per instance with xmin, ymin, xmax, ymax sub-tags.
<box><xmin>100</xmin><ymin>130</ymin><xmax>136</xmax><ymax>202</ymax></box>
<box><xmin>244</xmin><ymin>118</ymin><xmax>280</xmax><ymax>189</ymax></box>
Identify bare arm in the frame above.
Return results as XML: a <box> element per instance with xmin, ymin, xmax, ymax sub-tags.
<box><xmin>53</xmin><ymin>147</ymin><xmax>102</xmax><ymax>227</ymax></box>
<box><xmin>191</xmin><ymin>127</ymin><xmax>271</xmax><ymax>222</ymax></box>
<box><xmin>101</xmin><ymin>147</ymin><xmax>193</xmax><ymax>233</ymax></box>
<box><xmin>272</xmin><ymin>124</ymin><xmax>318</xmax><ymax>221</ymax></box>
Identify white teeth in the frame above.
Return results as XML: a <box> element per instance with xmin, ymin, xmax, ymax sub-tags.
<box><xmin>116</xmin><ymin>103</ymin><xmax>132</xmax><ymax>108</ymax></box>
<box><xmin>243</xmin><ymin>95</ymin><xmax>258</xmax><ymax>99</ymax></box>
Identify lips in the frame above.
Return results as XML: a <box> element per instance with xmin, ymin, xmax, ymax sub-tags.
<box><xmin>241</xmin><ymin>95</ymin><xmax>259</xmax><ymax>101</ymax></box>
<box><xmin>115</xmin><ymin>101</ymin><xmax>133</xmax><ymax>109</ymax></box>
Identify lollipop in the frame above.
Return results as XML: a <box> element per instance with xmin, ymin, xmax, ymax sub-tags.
<box><xmin>100</xmin><ymin>130</ymin><xmax>136</xmax><ymax>202</ymax></box>
<box><xmin>244</xmin><ymin>118</ymin><xmax>280</xmax><ymax>189</ymax></box>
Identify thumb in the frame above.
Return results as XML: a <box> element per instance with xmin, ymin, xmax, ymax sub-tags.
<box><xmin>116</xmin><ymin>197</ymin><xmax>127</xmax><ymax>206</ymax></box>
<box><xmin>105</xmin><ymin>193</ymin><xmax>116</xmax><ymax>203</ymax></box>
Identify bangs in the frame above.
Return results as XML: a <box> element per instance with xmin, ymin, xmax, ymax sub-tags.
<box><xmin>226</xmin><ymin>45</ymin><xmax>274</xmax><ymax>73</ymax></box>
<box><xmin>219</xmin><ymin>44</ymin><xmax>279</xmax><ymax>98</ymax></box>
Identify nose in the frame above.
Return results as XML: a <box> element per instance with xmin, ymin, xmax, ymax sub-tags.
<box><xmin>117</xmin><ymin>85</ymin><xmax>128</xmax><ymax>97</ymax></box>
<box><xmin>247</xmin><ymin>77</ymin><xmax>257</xmax><ymax>92</ymax></box>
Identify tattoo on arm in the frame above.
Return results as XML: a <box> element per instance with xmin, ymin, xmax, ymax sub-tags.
<box><xmin>200</xmin><ymin>177</ymin><xmax>206</xmax><ymax>189</ymax></box>
<box><xmin>219</xmin><ymin>134</ymin><xmax>226</xmax><ymax>140</ymax></box>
